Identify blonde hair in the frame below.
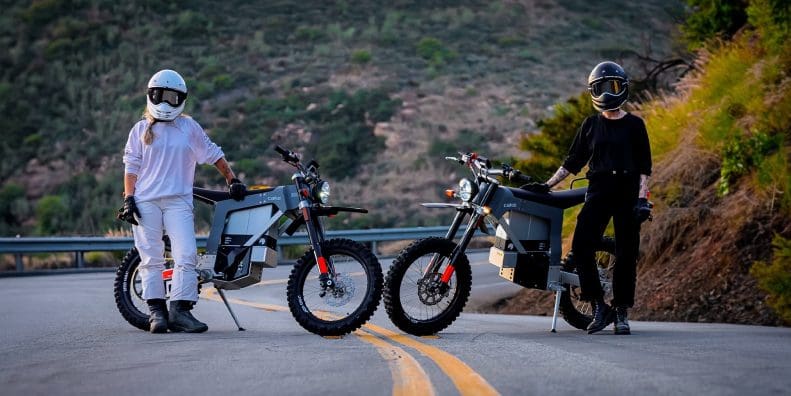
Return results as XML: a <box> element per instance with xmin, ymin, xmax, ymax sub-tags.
<box><xmin>141</xmin><ymin>109</ymin><xmax>189</xmax><ymax>145</ymax></box>
<box><xmin>142</xmin><ymin>109</ymin><xmax>158</xmax><ymax>145</ymax></box>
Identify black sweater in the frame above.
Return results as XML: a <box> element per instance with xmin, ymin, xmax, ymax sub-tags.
<box><xmin>562</xmin><ymin>113</ymin><xmax>652</xmax><ymax>176</ymax></box>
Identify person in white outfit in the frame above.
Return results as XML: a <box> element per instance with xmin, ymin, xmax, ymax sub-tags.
<box><xmin>118</xmin><ymin>69</ymin><xmax>247</xmax><ymax>333</ymax></box>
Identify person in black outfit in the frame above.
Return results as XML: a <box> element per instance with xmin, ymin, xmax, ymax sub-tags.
<box><xmin>524</xmin><ymin>61</ymin><xmax>653</xmax><ymax>335</ymax></box>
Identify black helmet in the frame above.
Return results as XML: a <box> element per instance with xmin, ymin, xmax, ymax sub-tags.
<box><xmin>587</xmin><ymin>61</ymin><xmax>629</xmax><ymax>112</ymax></box>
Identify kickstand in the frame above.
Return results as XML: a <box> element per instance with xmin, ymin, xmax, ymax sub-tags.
<box><xmin>551</xmin><ymin>286</ymin><xmax>563</xmax><ymax>333</ymax></box>
<box><xmin>215</xmin><ymin>286</ymin><xmax>245</xmax><ymax>331</ymax></box>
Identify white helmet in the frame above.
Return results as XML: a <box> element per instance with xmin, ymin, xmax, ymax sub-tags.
<box><xmin>146</xmin><ymin>69</ymin><xmax>188</xmax><ymax>121</ymax></box>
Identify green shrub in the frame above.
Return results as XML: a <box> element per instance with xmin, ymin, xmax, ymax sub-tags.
<box><xmin>0</xmin><ymin>183</ymin><xmax>30</xmax><ymax>235</ymax></box>
<box><xmin>750</xmin><ymin>235</ymin><xmax>791</xmax><ymax>324</ymax></box>
<box><xmin>416</xmin><ymin>37</ymin><xmax>457</xmax><ymax>67</ymax></box>
<box><xmin>172</xmin><ymin>10</ymin><xmax>209</xmax><ymax>37</ymax></box>
<box><xmin>428</xmin><ymin>138</ymin><xmax>457</xmax><ymax>159</ymax></box>
<box><xmin>514</xmin><ymin>92</ymin><xmax>595</xmax><ymax>181</ymax></box>
<box><xmin>213</xmin><ymin>74</ymin><xmax>234</xmax><ymax>89</ymax></box>
<box><xmin>234</xmin><ymin>158</ymin><xmax>270</xmax><ymax>178</ymax></box>
<box><xmin>351</xmin><ymin>49</ymin><xmax>372</xmax><ymax>64</ymax></box>
<box><xmin>35</xmin><ymin>195</ymin><xmax>68</xmax><ymax>235</ymax></box>
<box><xmin>18</xmin><ymin>0</ymin><xmax>66</xmax><ymax>25</ymax></box>
<box><xmin>84</xmin><ymin>251</ymin><xmax>114</xmax><ymax>267</ymax></box>
<box><xmin>717</xmin><ymin>131</ymin><xmax>781</xmax><ymax>196</ymax></box>
<box><xmin>308</xmin><ymin>89</ymin><xmax>400</xmax><ymax>178</ymax></box>
<box><xmin>295</xmin><ymin>25</ymin><xmax>324</xmax><ymax>41</ymax></box>
<box><xmin>428</xmin><ymin>129</ymin><xmax>487</xmax><ymax>170</ymax></box>
<box><xmin>681</xmin><ymin>0</ymin><xmax>748</xmax><ymax>49</ymax></box>
<box><xmin>378</xmin><ymin>11</ymin><xmax>400</xmax><ymax>45</ymax></box>
<box><xmin>747</xmin><ymin>0</ymin><xmax>791</xmax><ymax>53</ymax></box>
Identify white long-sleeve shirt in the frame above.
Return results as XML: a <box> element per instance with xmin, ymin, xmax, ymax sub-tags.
<box><xmin>123</xmin><ymin>116</ymin><xmax>224</xmax><ymax>203</ymax></box>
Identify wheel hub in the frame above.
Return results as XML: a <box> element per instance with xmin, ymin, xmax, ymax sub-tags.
<box><xmin>417</xmin><ymin>274</ymin><xmax>449</xmax><ymax>306</ymax></box>
<box><xmin>322</xmin><ymin>273</ymin><xmax>355</xmax><ymax>307</ymax></box>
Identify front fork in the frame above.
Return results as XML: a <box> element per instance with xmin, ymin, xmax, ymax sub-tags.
<box><xmin>426</xmin><ymin>209</ymin><xmax>483</xmax><ymax>286</ymax></box>
<box><xmin>299</xmin><ymin>200</ymin><xmax>334</xmax><ymax>288</ymax></box>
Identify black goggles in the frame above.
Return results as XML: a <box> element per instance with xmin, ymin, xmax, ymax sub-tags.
<box><xmin>589</xmin><ymin>79</ymin><xmax>626</xmax><ymax>97</ymax></box>
<box><xmin>148</xmin><ymin>87</ymin><xmax>187</xmax><ymax>107</ymax></box>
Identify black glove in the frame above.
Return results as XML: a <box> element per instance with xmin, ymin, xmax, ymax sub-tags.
<box><xmin>229</xmin><ymin>178</ymin><xmax>247</xmax><ymax>201</ymax></box>
<box><xmin>521</xmin><ymin>182</ymin><xmax>551</xmax><ymax>194</ymax></box>
<box><xmin>634</xmin><ymin>198</ymin><xmax>652</xmax><ymax>223</ymax></box>
<box><xmin>117</xmin><ymin>195</ymin><xmax>141</xmax><ymax>226</ymax></box>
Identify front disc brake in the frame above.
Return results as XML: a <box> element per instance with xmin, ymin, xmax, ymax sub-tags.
<box><xmin>323</xmin><ymin>273</ymin><xmax>355</xmax><ymax>307</ymax></box>
<box><xmin>417</xmin><ymin>274</ymin><xmax>450</xmax><ymax>306</ymax></box>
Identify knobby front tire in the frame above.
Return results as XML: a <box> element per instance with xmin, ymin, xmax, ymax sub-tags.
<box><xmin>383</xmin><ymin>237</ymin><xmax>472</xmax><ymax>336</ymax></box>
<box><xmin>286</xmin><ymin>238</ymin><xmax>383</xmax><ymax>336</ymax></box>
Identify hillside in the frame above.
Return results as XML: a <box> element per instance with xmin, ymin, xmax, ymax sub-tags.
<box><xmin>493</xmin><ymin>1</ymin><xmax>791</xmax><ymax>325</ymax></box>
<box><xmin>0</xmin><ymin>0</ymin><xmax>684</xmax><ymax>235</ymax></box>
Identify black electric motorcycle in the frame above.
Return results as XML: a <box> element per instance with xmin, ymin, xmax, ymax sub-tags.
<box><xmin>384</xmin><ymin>152</ymin><xmax>622</xmax><ymax>335</ymax></box>
<box><xmin>114</xmin><ymin>146</ymin><xmax>383</xmax><ymax>336</ymax></box>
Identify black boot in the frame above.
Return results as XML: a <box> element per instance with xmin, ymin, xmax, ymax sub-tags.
<box><xmin>146</xmin><ymin>299</ymin><xmax>168</xmax><ymax>334</ymax></box>
<box><xmin>587</xmin><ymin>299</ymin><xmax>614</xmax><ymax>334</ymax></box>
<box><xmin>614</xmin><ymin>307</ymin><xmax>631</xmax><ymax>335</ymax></box>
<box><xmin>168</xmin><ymin>300</ymin><xmax>208</xmax><ymax>333</ymax></box>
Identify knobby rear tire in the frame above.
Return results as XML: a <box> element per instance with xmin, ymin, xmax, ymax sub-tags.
<box><xmin>113</xmin><ymin>243</ymin><xmax>200</xmax><ymax>331</ymax></box>
<box><xmin>113</xmin><ymin>247</ymin><xmax>153</xmax><ymax>331</ymax></box>
<box><xmin>559</xmin><ymin>236</ymin><xmax>617</xmax><ymax>330</ymax></box>
<box><xmin>383</xmin><ymin>237</ymin><xmax>472</xmax><ymax>336</ymax></box>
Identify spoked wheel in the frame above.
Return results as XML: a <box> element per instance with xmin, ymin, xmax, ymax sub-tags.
<box><xmin>383</xmin><ymin>237</ymin><xmax>471</xmax><ymax>336</ymax></box>
<box><xmin>559</xmin><ymin>236</ymin><xmax>617</xmax><ymax>330</ymax></box>
<box><xmin>113</xmin><ymin>246</ymin><xmax>174</xmax><ymax>331</ymax></box>
<box><xmin>286</xmin><ymin>238</ymin><xmax>383</xmax><ymax>336</ymax></box>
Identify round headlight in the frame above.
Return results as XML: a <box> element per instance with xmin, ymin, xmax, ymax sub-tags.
<box><xmin>315</xmin><ymin>181</ymin><xmax>331</xmax><ymax>204</ymax></box>
<box><xmin>458</xmin><ymin>178</ymin><xmax>477</xmax><ymax>202</ymax></box>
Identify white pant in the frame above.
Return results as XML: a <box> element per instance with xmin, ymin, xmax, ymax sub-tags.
<box><xmin>132</xmin><ymin>195</ymin><xmax>199</xmax><ymax>302</ymax></box>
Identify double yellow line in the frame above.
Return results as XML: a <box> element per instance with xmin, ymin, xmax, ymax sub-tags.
<box><xmin>202</xmin><ymin>289</ymin><xmax>498</xmax><ymax>396</ymax></box>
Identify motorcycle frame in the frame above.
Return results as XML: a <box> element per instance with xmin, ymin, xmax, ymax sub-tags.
<box><xmin>423</xmin><ymin>161</ymin><xmax>588</xmax><ymax>332</ymax></box>
<box><xmin>176</xmin><ymin>148</ymin><xmax>367</xmax><ymax>330</ymax></box>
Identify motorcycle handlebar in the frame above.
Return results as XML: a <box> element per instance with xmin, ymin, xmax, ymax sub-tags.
<box><xmin>274</xmin><ymin>145</ymin><xmax>289</xmax><ymax>155</ymax></box>
<box><xmin>490</xmin><ymin>166</ymin><xmax>532</xmax><ymax>184</ymax></box>
<box><xmin>274</xmin><ymin>145</ymin><xmax>300</xmax><ymax>164</ymax></box>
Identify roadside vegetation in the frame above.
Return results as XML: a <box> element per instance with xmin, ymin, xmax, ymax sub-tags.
<box><xmin>499</xmin><ymin>0</ymin><xmax>790</xmax><ymax>325</ymax></box>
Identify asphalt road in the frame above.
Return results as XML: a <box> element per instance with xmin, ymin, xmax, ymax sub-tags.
<box><xmin>1</xmin><ymin>253</ymin><xmax>790</xmax><ymax>396</ymax></box>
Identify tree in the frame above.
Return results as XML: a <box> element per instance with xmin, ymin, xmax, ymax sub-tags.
<box><xmin>514</xmin><ymin>92</ymin><xmax>595</xmax><ymax>181</ymax></box>
<box><xmin>681</xmin><ymin>0</ymin><xmax>748</xmax><ymax>49</ymax></box>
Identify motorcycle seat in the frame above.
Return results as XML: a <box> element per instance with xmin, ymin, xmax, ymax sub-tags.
<box><xmin>193</xmin><ymin>186</ymin><xmax>275</xmax><ymax>204</ymax></box>
<box><xmin>506</xmin><ymin>187</ymin><xmax>587</xmax><ymax>209</ymax></box>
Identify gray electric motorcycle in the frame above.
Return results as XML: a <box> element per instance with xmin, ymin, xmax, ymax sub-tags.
<box><xmin>114</xmin><ymin>146</ymin><xmax>383</xmax><ymax>336</ymax></box>
<box><xmin>384</xmin><ymin>152</ymin><xmax>619</xmax><ymax>335</ymax></box>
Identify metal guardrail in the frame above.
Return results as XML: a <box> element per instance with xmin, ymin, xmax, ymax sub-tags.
<box><xmin>0</xmin><ymin>226</ymin><xmax>467</xmax><ymax>273</ymax></box>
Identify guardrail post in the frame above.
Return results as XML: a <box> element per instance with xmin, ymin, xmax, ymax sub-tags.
<box><xmin>15</xmin><ymin>254</ymin><xmax>23</xmax><ymax>272</ymax></box>
<box><xmin>75</xmin><ymin>252</ymin><xmax>84</xmax><ymax>268</ymax></box>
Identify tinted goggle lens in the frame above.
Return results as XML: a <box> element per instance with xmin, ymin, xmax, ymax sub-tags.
<box><xmin>590</xmin><ymin>79</ymin><xmax>625</xmax><ymax>96</ymax></box>
<box><xmin>148</xmin><ymin>88</ymin><xmax>187</xmax><ymax>106</ymax></box>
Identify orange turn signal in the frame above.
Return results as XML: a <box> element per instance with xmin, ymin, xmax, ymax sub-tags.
<box><xmin>444</xmin><ymin>189</ymin><xmax>456</xmax><ymax>199</ymax></box>
<box><xmin>482</xmin><ymin>206</ymin><xmax>491</xmax><ymax>215</ymax></box>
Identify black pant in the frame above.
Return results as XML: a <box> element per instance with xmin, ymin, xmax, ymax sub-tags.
<box><xmin>571</xmin><ymin>174</ymin><xmax>640</xmax><ymax>307</ymax></box>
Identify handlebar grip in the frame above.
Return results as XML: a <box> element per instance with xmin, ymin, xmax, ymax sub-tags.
<box><xmin>510</xmin><ymin>171</ymin><xmax>532</xmax><ymax>184</ymax></box>
<box><xmin>274</xmin><ymin>145</ymin><xmax>289</xmax><ymax>155</ymax></box>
